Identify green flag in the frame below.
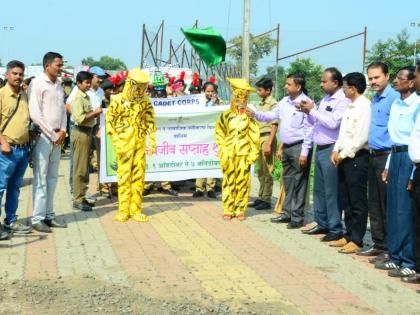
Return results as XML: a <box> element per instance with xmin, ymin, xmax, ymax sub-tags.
<box><xmin>182</xmin><ymin>27</ymin><xmax>226</xmax><ymax>67</ymax></box>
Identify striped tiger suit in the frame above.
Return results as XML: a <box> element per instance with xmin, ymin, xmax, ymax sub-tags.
<box><xmin>106</xmin><ymin>93</ymin><xmax>156</xmax><ymax>222</ymax></box>
<box><xmin>215</xmin><ymin>108</ymin><xmax>260</xmax><ymax>217</ymax></box>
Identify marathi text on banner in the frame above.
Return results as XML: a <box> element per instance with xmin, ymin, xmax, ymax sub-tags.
<box><xmin>100</xmin><ymin>99</ymin><xmax>229</xmax><ymax>183</ymax></box>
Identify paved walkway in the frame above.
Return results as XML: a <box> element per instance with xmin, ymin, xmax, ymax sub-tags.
<box><xmin>1</xmin><ymin>157</ymin><xmax>419</xmax><ymax>314</ymax></box>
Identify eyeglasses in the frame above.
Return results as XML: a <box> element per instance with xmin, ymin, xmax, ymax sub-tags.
<box><xmin>395</xmin><ymin>76</ymin><xmax>411</xmax><ymax>81</ymax></box>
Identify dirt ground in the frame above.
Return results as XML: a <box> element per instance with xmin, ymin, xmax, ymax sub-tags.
<box><xmin>0</xmin><ymin>278</ymin><xmax>281</xmax><ymax>315</ymax></box>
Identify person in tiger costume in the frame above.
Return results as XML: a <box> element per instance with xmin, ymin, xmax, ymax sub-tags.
<box><xmin>215</xmin><ymin>78</ymin><xmax>259</xmax><ymax>221</ymax></box>
<box><xmin>106</xmin><ymin>68</ymin><xmax>156</xmax><ymax>222</ymax></box>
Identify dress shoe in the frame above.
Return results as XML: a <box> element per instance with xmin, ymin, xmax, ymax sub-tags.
<box><xmin>388</xmin><ymin>267</ymin><xmax>416</xmax><ymax>278</ymax></box>
<box><xmin>73</xmin><ymin>201</ymin><xmax>92</xmax><ymax>212</ymax></box>
<box><xmin>163</xmin><ymin>188</ymin><xmax>178</xmax><ymax>196</ymax></box>
<box><xmin>374</xmin><ymin>260</ymin><xmax>398</xmax><ymax>270</ymax></box>
<box><xmin>207</xmin><ymin>191</ymin><xmax>217</xmax><ymax>199</ymax></box>
<box><xmin>356</xmin><ymin>246</ymin><xmax>384</xmax><ymax>257</ymax></box>
<box><xmin>248</xmin><ymin>199</ymin><xmax>263</xmax><ymax>208</ymax></box>
<box><xmin>142</xmin><ymin>188</ymin><xmax>152</xmax><ymax>196</ymax></box>
<box><xmin>192</xmin><ymin>191</ymin><xmax>204</xmax><ymax>198</ymax></box>
<box><xmin>44</xmin><ymin>219</ymin><xmax>68</xmax><ymax>228</ymax></box>
<box><xmin>287</xmin><ymin>221</ymin><xmax>303</xmax><ymax>229</ymax></box>
<box><xmin>83</xmin><ymin>198</ymin><xmax>96</xmax><ymax>207</ymax></box>
<box><xmin>254</xmin><ymin>201</ymin><xmax>271</xmax><ymax>211</ymax></box>
<box><xmin>369</xmin><ymin>252</ymin><xmax>389</xmax><ymax>264</ymax></box>
<box><xmin>31</xmin><ymin>221</ymin><xmax>52</xmax><ymax>233</ymax></box>
<box><xmin>401</xmin><ymin>273</ymin><xmax>420</xmax><ymax>284</ymax></box>
<box><xmin>328</xmin><ymin>237</ymin><xmax>348</xmax><ymax>247</ymax></box>
<box><xmin>302</xmin><ymin>225</ymin><xmax>328</xmax><ymax>235</ymax></box>
<box><xmin>338</xmin><ymin>241</ymin><xmax>361</xmax><ymax>254</ymax></box>
<box><xmin>321</xmin><ymin>232</ymin><xmax>342</xmax><ymax>242</ymax></box>
<box><xmin>270</xmin><ymin>215</ymin><xmax>291</xmax><ymax>223</ymax></box>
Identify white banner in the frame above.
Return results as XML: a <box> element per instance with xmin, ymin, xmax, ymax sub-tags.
<box><xmin>100</xmin><ymin>99</ymin><xmax>228</xmax><ymax>183</ymax></box>
<box><xmin>150</xmin><ymin>94</ymin><xmax>207</xmax><ymax>108</ymax></box>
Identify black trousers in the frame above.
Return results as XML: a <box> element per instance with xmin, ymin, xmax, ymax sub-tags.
<box><xmin>282</xmin><ymin>143</ymin><xmax>311</xmax><ymax>223</ymax></box>
<box><xmin>339</xmin><ymin>151</ymin><xmax>369</xmax><ymax>247</ymax></box>
<box><xmin>412</xmin><ymin>166</ymin><xmax>420</xmax><ymax>273</ymax></box>
<box><xmin>368</xmin><ymin>154</ymin><xmax>389</xmax><ymax>250</ymax></box>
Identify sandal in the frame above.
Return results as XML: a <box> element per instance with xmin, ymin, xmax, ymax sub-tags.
<box><xmin>236</xmin><ymin>213</ymin><xmax>246</xmax><ymax>221</ymax></box>
<box><xmin>223</xmin><ymin>214</ymin><xmax>232</xmax><ymax>221</ymax></box>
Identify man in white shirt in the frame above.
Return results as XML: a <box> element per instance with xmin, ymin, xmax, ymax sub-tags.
<box><xmin>29</xmin><ymin>52</ymin><xmax>68</xmax><ymax>232</ymax></box>
<box><xmin>375</xmin><ymin>66</ymin><xmax>420</xmax><ymax>278</ymax></box>
<box><xmin>330</xmin><ymin>72</ymin><xmax>371</xmax><ymax>254</ymax></box>
<box><xmin>403</xmin><ymin>64</ymin><xmax>420</xmax><ymax>286</ymax></box>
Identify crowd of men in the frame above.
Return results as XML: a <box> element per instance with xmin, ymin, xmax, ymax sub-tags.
<box><xmin>0</xmin><ymin>51</ymin><xmax>419</xmax><ymax>291</ymax></box>
<box><xmin>247</xmin><ymin>62</ymin><xmax>420</xmax><ymax>290</ymax></box>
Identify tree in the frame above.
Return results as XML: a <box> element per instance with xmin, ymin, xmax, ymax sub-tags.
<box><xmin>286</xmin><ymin>58</ymin><xmax>324</xmax><ymax>102</ymax></box>
<box><xmin>0</xmin><ymin>59</ymin><xmax>2</xmax><ymax>67</ymax></box>
<box><xmin>258</xmin><ymin>64</ymin><xmax>285</xmax><ymax>99</ymax></box>
<box><xmin>81</xmin><ymin>56</ymin><xmax>127</xmax><ymax>71</ymax></box>
<box><xmin>366</xmin><ymin>29</ymin><xmax>416</xmax><ymax>77</ymax></box>
<box><xmin>260</xmin><ymin>58</ymin><xmax>324</xmax><ymax>102</ymax></box>
<box><xmin>227</xmin><ymin>34</ymin><xmax>277</xmax><ymax>77</ymax></box>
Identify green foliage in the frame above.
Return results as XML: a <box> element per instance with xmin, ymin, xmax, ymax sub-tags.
<box><xmin>260</xmin><ymin>58</ymin><xmax>324</xmax><ymax>102</ymax></box>
<box><xmin>286</xmin><ymin>58</ymin><xmax>324</xmax><ymax>102</ymax></box>
<box><xmin>227</xmin><ymin>34</ymin><xmax>277</xmax><ymax>77</ymax></box>
<box><xmin>261</xmin><ymin>64</ymin><xmax>286</xmax><ymax>99</ymax></box>
<box><xmin>81</xmin><ymin>56</ymin><xmax>127</xmax><ymax>71</ymax></box>
<box><xmin>366</xmin><ymin>29</ymin><xmax>417</xmax><ymax>77</ymax></box>
<box><xmin>273</xmin><ymin>159</ymin><xmax>282</xmax><ymax>181</ymax></box>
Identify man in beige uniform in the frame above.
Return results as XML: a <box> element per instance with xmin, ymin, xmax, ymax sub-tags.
<box><xmin>250</xmin><ymin>78</ymin><xmax>278</xmax><ymax>210</ymax></box>
<box><xmin>0</xmin><ymin>60</ymin><xmax>32</xmax><ymax>237</ymax></box>
<box><xmin>71</xmin><ymin>71</ymin><xmax>102</xmax><ymax>211</ymax></box>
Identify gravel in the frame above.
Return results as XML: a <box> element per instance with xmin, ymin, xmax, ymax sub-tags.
<box><xmin>0</xmin><ymin>278</ymin><xmax>274</xmax><ymax>315</ymax></box>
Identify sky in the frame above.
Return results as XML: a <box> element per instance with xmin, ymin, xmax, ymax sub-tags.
<box><xmin>0</xmin><ymin>0</ymin><xmax>419</xmax><ymax>75</ymax></box>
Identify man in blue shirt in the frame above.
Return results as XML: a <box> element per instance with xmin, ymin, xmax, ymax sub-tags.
<box><xmin>374</xmin><ymin>66</ymin><xmax>420</xmax><ymax>278</ymax></box>
<box><xmin>357</xmin><ymin>62</ymin><xmax>399</xmax><ymax>261</ymax></box>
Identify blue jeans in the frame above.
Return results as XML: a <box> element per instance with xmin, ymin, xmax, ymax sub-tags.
<box><xmin>387</xmin><ymin>151</ymin><xmax>415</xmax><ymax>269</ymax></box>
<box><xmin>0</xmin><ymin>145</ymin><xmax>29</xmax><ymax>225</ymax></box>
<box><xmin>313</xmin><ymin>145</ymin><xmax>342</xmax><ymax>235</ymax></box>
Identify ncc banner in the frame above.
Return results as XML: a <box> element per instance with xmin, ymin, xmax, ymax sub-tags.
<box><xmin>99</xmin><ymin>97</ymin><xmax>228</xmax><ymax>183</ymax></box>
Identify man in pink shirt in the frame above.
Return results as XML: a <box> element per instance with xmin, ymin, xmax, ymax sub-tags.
<box><xmin>29</xmin><ymin>52</ymin><xmax>68</xmax><ymax>233</ymax></box>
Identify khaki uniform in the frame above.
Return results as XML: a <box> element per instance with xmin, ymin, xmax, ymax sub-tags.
<box><xmin>71</xmin><ymin>90</ymin><xmax>95</xmax><ymax>204</ymax></box>
<box><xmin>144</xmin><ymin>181</ymin><xmax>172</xmax><ymax>191</ymax></box>
<box><xmin>0</xmin><ymin>85</ymin><xmax>30</xmax><ymax>145</ymax></box>
<box><xmin>195</xmin><ymin>178</ymin><xmax>216</xmax><ymax>192</ymax></box>
<box><xmin>256</xmin><ymin>95</ymin><xmax>278</xmax><ymax>203</ymax></box>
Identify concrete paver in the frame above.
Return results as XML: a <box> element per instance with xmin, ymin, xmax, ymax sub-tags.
<box><xmin>1</xmin><ymin>158</ymin><xmax>419</xmax><ymax>315</ymax></box>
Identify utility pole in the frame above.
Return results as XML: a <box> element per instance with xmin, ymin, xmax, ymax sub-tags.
<box><xmin>362</xmin><ymin>26</ymin><xmax>367</xmax><ymax>72</ymax></box>
<box><xmin>410</xmin><ymin>22</ymin><xmax>420</xmax><ymax>66</ymax></box>
<box><xmin>2</xmin><ymin>26</ymin><xmax>14</xmax><ymax>63</ymax></box>
<box><xmin>242</xmin><ymin>0</ymin><xmax>250</xmax><ymax>80</ymax></box>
